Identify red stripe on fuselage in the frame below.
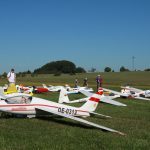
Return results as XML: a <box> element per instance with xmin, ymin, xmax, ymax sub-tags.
<box><xmin>89</xmin><ymin>97</ymin><xmax>99</xmax><ymax>102</ymax></box>
<box><xmin>0</xmin><ymin>104</ymin><xmax>59</xmax><ymax>108</ymax></box>
<box><xmin>0</xmin><ymin>104</ymin><xmax>90</xmax><ymax>113</ymax></box>
<box><xmin>11</xmin><ymin>109</ymin><xmax>34</xmax><ymax>111</ymax></box>
<box><xmin>0</xmin><ymin>104</ymin><xmax>89</xmax><ymax>111</ymax></box>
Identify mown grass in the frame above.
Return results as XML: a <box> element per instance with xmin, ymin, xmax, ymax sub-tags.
<box><xmin>0</xmin><ymin>72</ymin><xmax>150</xmax><ymax>150</ymax></box>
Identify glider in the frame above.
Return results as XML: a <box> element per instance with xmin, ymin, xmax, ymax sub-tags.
<box><xmin>121</xmin><ymin>86</ymin><xmax>150</xmax><ymax>98</ymax></box>
<box><xmin>0</xmin><ymin>88</ymin><xmax>124</xmax><ymax>135</ymax></box>
<box><xmin>43</xmin><ymin>84</ymin><xmax>93</xmax><ymax>94</ymax></box>
<box><xmin>59</xmin><ymin>88</ymin><xmax>126</xmax><ymax>106</ymax></box>
<box><xmin>103</xmin><ymin>87</ymin><xmax>150</xmax><ymax>101</ymax></box>
<box><xmin>42</xmin><ymin>84</ymin><xmax>64</xmax><ymax>92</ymax></box>
<box><xmin>16</xmin><ymin>85</ymin><xmax>48</xmax><ymax>94</ymax></box>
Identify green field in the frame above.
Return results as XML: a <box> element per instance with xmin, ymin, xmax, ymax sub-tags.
<box><xmin>0</xmin><ymin>72</ymin><xmax>150</xmax><ymax>150</ymax></box>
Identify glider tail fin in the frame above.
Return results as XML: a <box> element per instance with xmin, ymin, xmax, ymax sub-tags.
<box><xmin>80</xmin><ymin>88</ymin><xmax>103</xmax><ymax>112</ymax></box>
<box><xmin>59</xmin><ymin>88</ymin><xmax>70</xmax><ymax>103</ymax></box>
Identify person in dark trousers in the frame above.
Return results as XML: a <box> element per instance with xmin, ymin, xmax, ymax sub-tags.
<box><xmin>74</xmin><ymin>78</ymin><xmax>78</xmax><ymax>88</ymax></box>
<box><xmin>100</xmin><ymin>75</ymin><xmax>103</xmax><ymax>87</ymax></box>
<box><xmin>96</xmin><ymin>75</ymin><xmax>102</xmax><ymax>91</ymax></box>
<box><xmin>83</xmin><ymin>77</ymin><xmax>88</xmax><ymax>87</ymax></box>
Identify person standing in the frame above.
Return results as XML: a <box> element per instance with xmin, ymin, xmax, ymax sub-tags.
<box><xmin>83</xmin><ymin>77</ymin><xmax>88</xmax><ymax>87</ymax></box>
<box><xmin>99</xmin><ymin>75</ymin><xmax>103</xmax><ymax>87</ymax></box>
<box><xmin>7</xmin><ymin>68</ymin><xmax>16</xmax><ymax>85</ymax></box>
<box><xmin>74</xmin><ymin>78</ymin><xmax>78</xmax><ymax>88</ymax></box>
<box><xmin>96</xmin><ymin>75</ymin><xmax>102</xmax><ymax>91</ymax></box>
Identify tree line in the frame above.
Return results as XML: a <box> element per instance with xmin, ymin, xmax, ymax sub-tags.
<box><xmin>33</xmin><ymin>60</ymin><xmax>86</xmax><ymax>75</ymax></box>
<box><xmin>104</xmin><ymin>66</ymin><xmax>130</xmax><ymax>72</ymax></box>
<box><xmin>1</xmin><ymin>60</ymin><xmax>150</xmax><ymax>78</ymax></box>
<box><xmin>0</xmin><ymin>60</ymin><xmax>86</xmax><ymax>78</ymax></box>
<box><xmin>104</xmin><ymin>66</ymin><xmax>150</xmax><ymax>72</ymax></box>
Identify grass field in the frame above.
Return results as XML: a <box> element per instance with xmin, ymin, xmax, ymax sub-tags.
<box><xmin>0</xmin><ymin>72</ymin><xmax>150</xmax><ymax>150</ymax></box>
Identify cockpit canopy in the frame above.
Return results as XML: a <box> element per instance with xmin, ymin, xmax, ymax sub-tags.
<box><xmin>5</xmin><ymin>96</ymin><xmax>32</xmax><ymax>104</ymax></box>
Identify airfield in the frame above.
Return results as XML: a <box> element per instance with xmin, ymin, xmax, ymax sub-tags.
<box><xmin>0</xmin><ymin>71</ymin><xmax>150</xmax><ymax>150</ymax></box>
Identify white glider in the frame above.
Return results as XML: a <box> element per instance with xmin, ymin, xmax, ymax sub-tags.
<box><xmin>43</xmin><ymin>84</ymin><xmax>93</xmax><ymax>94</ymax></box>
<box><xmin>59</xmin><ymin>88</ymin><xmax>126</xmax><ymax>107</ymax></box>
<box><xmin>103</xmin><ymin>87</ymin><xmax>150</xmax><ymax>101</ymax></box>
<box><xmin>0</xmin><ymin>88</ymin><xmax>124</xmax><ymax>135</ymax></box>
<box><xmin>42</xmin><ymin>84</ymin><xmax>64</xmax><ymax>92</ymax></box>
<box><xmin>121</xmin><ymin>86</ymin><xmax>150</xmax><ymax>98</ymax></box>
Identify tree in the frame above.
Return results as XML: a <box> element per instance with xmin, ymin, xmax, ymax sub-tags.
<box><xmin>104</xmin><ymin>67</ymin><xmax>112</xmax><ymax>72</ymax></box>
<box><xmin>144</xmin><ymin>68</ymin><xmax>150</xmax><ymax>71</ymax></box>
<box><xmin>33</xmin><ymin>60</ymin><xmax>86</xmax><ymax>74</ymax></box>
<box><xmin>34</xmin><ymin>60</ymin><xmax>76</xmax><ymax>74</ymax></box>
<box><xmin>26</xmin><ymin>70</ymin><xmax>31</xmax><ymax>74</ymax></box>
<box><xmin>120</xmin><ymin>66</ymin><xmax>130</xmax><ymax>72</ymax></box>
<box><xmin>76</xmin><ymin>67</ymin><xmax>86</xmax><ymax>73</ymax></box>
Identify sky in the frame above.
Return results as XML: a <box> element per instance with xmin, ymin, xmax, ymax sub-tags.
<box><xmin>0</xmin><ymin>0</ymin><xmax>150</xmax><ymax>73</ymax></box>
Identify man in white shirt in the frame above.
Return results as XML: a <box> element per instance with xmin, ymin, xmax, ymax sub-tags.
<box><xmin>7</xmin><ymin>68</ymin><xmax>16</xmax><ymax>85</ymax></box>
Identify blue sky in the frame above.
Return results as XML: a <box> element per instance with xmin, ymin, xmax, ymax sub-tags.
<box><xmin>0</xmin><ymin>0</ymin><xmax>150</xmax><ymax>73</ymax></box>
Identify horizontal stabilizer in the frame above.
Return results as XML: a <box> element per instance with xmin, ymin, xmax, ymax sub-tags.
<box><xmin>101</xmin><ymin>96</ymin><xmax>127</xmax><ymax>106</ymax></box>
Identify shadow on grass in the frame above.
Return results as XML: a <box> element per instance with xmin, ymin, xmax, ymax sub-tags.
<box><xmin>0</xmin><ymin>113</ymin><xmax>109</xmax><ymax>133</ymax></box>
<box><xmin>37</xmin><ymin>115</ymin><xmax>109</xmax><ymax>132</ymax></box>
